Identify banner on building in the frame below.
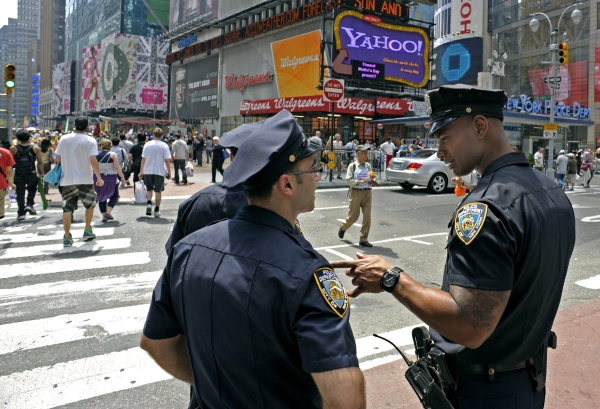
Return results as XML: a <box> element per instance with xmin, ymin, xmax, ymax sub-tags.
<box><xmin>82</xmin><ymin>34</ymin><xmax>169</xmax><ymax>113</ymax></box>
<box><xmin>51</xmin><ymin>61</ymin><xmax>72</xmax><ymax>117</ymax></box>
<box><xmin>450</xmin><ymin>0</ymin><xmax>483</xmax><ymax>38</ymax></box>
<box><xmin>169</xmin><ymin>0</ymin><xmax>218</xmax><ymax>31</ymax></box>
<box><xmin>333</xmin><ymin>10</ymin><xmax>430</xmax><ymax>87</ymax></box>
<box><xmin>432</xmin><ymin>37</ymin><xmax>483</xmax><ymax>86</ymax></box>
<box><xmin>528</xmin><ymin>60</ymin><xmax>588</xmax><ymax>106</ymax></box>
<box><xmin>170</xmin><ymin>54</ymin><xmax>219</xmax><ymax>120</ymax></box>
<box><xmin>271</xmin><ymin>30</ymin><xmax>322</xmax><ymax>98</ymax></box>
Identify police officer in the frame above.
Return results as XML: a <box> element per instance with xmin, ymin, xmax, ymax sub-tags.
<box><xmin>331</xmin><ymin>84</ymin><xmax>575</xmax><ymax>408</ymax></box>
<box><xmin>141</xmin><ymin>110</ymin><xmax>365</xmax><ymax>409</ymax></box>
<box><xmin>338</xmin><ymin>145</ymin><xmax>378</xmax><ymax>247</ymax></box>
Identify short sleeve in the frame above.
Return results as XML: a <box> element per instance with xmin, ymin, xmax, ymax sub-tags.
<box><xmin>293</xmin><ymin>267</ymin><xmax>358</xmax><ymax>373</ymax></box>
<box><xmin>89</xmin><ymin>138</ymin><xmax>98</xmax><ymax>156</ymax></box>
<box><xmin>143</xmin><ymin>259</ymin><xmax>183</xmax><ymax>339</ymax></box>
<box><xmin>55</xmin><ymin>142</ymin><xmax>62</xmax><ymax>156</ymax></box>
<box><xmin>447</xmin><ymin>201</ymin><xmax>515</xmax><ymax>291</ymax></box>
<box><xmin>163</xmin><ymin>145</ymin><xmax>171</xmax><ymax>160</ymax></box>
<box><xmin>141</xmin><ymin>144</ymin><xmax>148</xmax><ymax>158</ymax></box>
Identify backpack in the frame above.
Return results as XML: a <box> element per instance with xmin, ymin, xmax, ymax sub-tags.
<box><xmin>14</xmin><ymin>145</ymin><xmax>36</xmax><ymax>175</ymax></box>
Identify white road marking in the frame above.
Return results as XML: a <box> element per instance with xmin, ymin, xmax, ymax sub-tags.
<box><xmin>0</xmin><ymin>348</ymin><xmax>170</xmax><ymax>409</ymax></box>
<box><xmin>316</xmin><ymin>186</ymin><xmax>401</xmax><ymax>193</ymax></box>
<box><xmin>0</xmin><ymin>252</ymin><xmax>150</xmax><ymax>280</ymax></box>
<box><xmin>337</xmin><ymin>218</ymin><xmax>361</xmax><ymax>227</ymax></box>
<box><xmin>356</xmin><ymin>324</ymin><xmax>424</xmax><ymax>359</ymax></box>
<box><xmin>324</xmin><ymin>249</ymin><xmax>354</xmax><ymax>261</ymax></box>
<box><xmin>575</xmin><ymin>274</ymin><xmax>600</xmax><ymax>289</ymax></box>
<box><xmin>1</xmin><ymin>215</ymin><xmax>42</xmax><ymax>221</ymax></box>
<box><xmin>571</xmin><ymin>204</ymin><xmax>591</xmax><ymax>209</ymax></box>
<box><xmin>38</xmin><ymin>221</ymin><xmax>105</xmax><ymax>229</ymax></box>
<box><xmin>315</xmin><ymin>232</ymin><xmax>447</xmax><ymax>251</ymax></box>
<box><xmin>581</xmin><ymin>215</ymin><xmax>600</xmax><ymax>222</ymax></box>
<box><xmin>0</xmin><ymin>238</ymin><xmax>131</xmax><ymax>260</ymax></box>
<box><xmin>359</xmin><ymin>354</ymin><xmax>402</xmax><ymax>370</ymax></box>
<box><xmin>0</xmin><ymin>271</ymin><xmax>161</xmax><ymax>306</ymax></box>
<box><xmin>0</xmin><ymin>304</ymin><xmax>149</xmax><ymax>355</ymax></box>
<box><xmin>312</xmin><ymin>206</ymin><xmax>348</xmax><ymax>211</ymax></box>
<box><xmin>0</xmin><ymin>228</ymin><xmax>114</xmax><ymax>243</ymax></box>
<box><xmin>403</xmin><ymin>239</ymin><xmax>433</xmax><ymax>245</ymax></box>
<box><xmin>118</xmin><ymin>195</ymin><xmax>190</xmax><ymax>203</ymax></box>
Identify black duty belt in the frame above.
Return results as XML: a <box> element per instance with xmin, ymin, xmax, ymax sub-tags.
<box><xmin>351</xmin><ymin>188</ymin><xmax>372</xmax><ymax>191</ymax></box>
<box><xmin>457</xmin><ymin>360</ymin><xmax>532</xmax><ymax>376</ymax></box>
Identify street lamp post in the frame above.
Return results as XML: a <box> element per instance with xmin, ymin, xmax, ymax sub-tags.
<box><xmin>153</xmin><ymin>93</ymin><xmax>158</xmax><ymax>120</ymax></box>
<box><xmin>529</xmin><ymin>3</ymin><xmax>583</xmax><ymax>179</ymax></box>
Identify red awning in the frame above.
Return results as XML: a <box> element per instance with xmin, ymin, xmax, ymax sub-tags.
<box><xmin>240</xmin><ymin>96</ymin><xmax>412</xmax><ymax>117</ymax></box>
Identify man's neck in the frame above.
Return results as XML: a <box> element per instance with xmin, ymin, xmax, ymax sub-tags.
<box><xmin>18</xmin><ymin>141</ymin><xmax>30</xmax><ymax>146</ymax></box>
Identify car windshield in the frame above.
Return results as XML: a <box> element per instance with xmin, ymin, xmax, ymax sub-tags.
<box><xmin>409</xmin><ymin>149</ymin><xmax>436</xmax><ymax>158</ymax></box>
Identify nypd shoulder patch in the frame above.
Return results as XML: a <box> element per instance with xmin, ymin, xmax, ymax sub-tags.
<box><xmin>454</xmin><ymin>202</ymin><xmax>488</xmax><ymax>246</ymax></box>
<box><xmin>314</xmin><ymin>267</ymin><xmax>349</xmax><ymax>318</ymax></box>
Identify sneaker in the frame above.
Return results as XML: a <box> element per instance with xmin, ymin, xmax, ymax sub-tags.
<box><xmin>126</xmin><ymin>181</ymin><xmax>131</xmax><ymax>186</ymax></box>
<box><xmin>359</xmin><ymin>241</ymin><xmax>373</xmax><ymax>247</ymax></box>
<box><xmin>17</xmin><ymin>215</ymin><xmax>25</xmax><ymax>221</ymax></box>
<box><xmin>25</xmin><ymin>205</ymin><xmax>37</xmax><ymax>215</ymax></box>
<box><xmin>146</xmin><ymin>203</ymin><xmax>152</xmax><ymax>216</ymax></box>
<box><xmin>63</xmin><ymin>235</ymin><xmax>74</xmax><ymax>247</ymax></box>
<box><xmin>338</xmin><ymin>228</ymin><xmax>345</xmax><ymax>239</ymax></box>
<box><xmin>83</xmin><ymin>228</ymin><xmax>96</xmax><ymax>241</ymax></box>
<box><xmin>336</xmin><ymin>175</ymin><xmax>342</xmax><ymax>179</ymax></box>
<box><xmin>154</xmin><ymin>210</ymin><xmax>161</xmax><ymax>218</ymax></box>
<box><xmin>569</xmin><ymin>187</ymin><xmax>574</xmax><ymax>191</ymax></box>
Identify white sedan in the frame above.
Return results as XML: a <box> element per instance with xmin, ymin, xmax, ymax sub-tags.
<box><xmin>384</xmin><ymin>149</ymin><xmax>456</xmax><ymax>194</ymax></box>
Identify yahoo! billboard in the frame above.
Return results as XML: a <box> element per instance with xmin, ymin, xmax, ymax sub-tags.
<box><xmin>334</xmin><ymin>10</ymin><xmax>429</xmax><ymax>88</ymax></box>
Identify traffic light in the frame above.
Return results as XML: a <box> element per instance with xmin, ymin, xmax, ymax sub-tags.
<box><xmin>4</xmin><ymin>64</ymin><xmax>15</xmax><ymax>92</ymax></box>
<box><xmin>558</xmin><ymin>43</ymin><xmax>569</xmax><ymax>64</ymax></box>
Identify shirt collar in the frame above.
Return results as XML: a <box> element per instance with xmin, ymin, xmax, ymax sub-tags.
<box><xmin>234</xmin><ymin>205</ymin><xmax>296</xmax><ymax>235</ymax></box>
<box><xmin>482</xmin><ymin>152</ymin><xmax>530</xmax><ymax>178</ymax></box>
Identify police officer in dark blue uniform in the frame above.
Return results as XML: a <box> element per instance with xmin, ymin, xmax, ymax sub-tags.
<box><xmin>141</xmin><ymin>110</ymin><xmax>366</xmax><ymax>409</ymax></box>
<box><xmin>331</xmin><ymin>84</ymin><xmax>576</xmax><ymax>408</ymax></box>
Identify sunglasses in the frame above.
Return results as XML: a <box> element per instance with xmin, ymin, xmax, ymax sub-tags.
<box><xmin>286</xmin><ymin>160</ymin><xmax>323</xmax><ymax>176</ymax></box>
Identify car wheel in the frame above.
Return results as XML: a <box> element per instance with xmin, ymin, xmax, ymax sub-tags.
<box><xmin>427</xmin><ymin>173</ymin><xmax>447</xmax><ymax>194</ymax></box>
<box><xmin>399</xmin><ymin>182</ymin><xmax>414</xmax><ymax>190</ymax></box>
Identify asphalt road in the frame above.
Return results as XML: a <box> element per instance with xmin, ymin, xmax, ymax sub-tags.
<box><xmin>1</xmin><ymin>183</ymin><xmax>599</xmax><ymax>408</ymax></box>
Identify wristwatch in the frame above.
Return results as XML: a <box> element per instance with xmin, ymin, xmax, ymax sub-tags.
<box><xmin>380</xmin><ymin>267</ymin><xmax>403</xmax><ymax>293</ymax></box>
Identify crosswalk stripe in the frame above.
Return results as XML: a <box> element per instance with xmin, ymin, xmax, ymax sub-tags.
<box><xmin>0</xmin><ymin>347</ymin><xmax>171</xmax><ymax>409</ymax></box>
<box><xmin>0</xmin><ymin>252</ymin><xmax>150</xmax><ymax>280</ymax></box>
<box><xmin>0</xmin><ymin>271</ymin><xmax>161</xmax><ymax>307</ymax></box>
<box><xmin>0</xmin><ymin>238</ymin><xmax>131</xmax><ymax>260</ymax></box>
<box><xmin>0</xmin><ymin>228</ymin><xmax>114</xmax><ymax>243</ymax></box>
<box><xmin>0</xmin><ymin>304</ymin><xmax>148</xmax><ymax>355</ymax></box>
<box><xmin>575</xmin><ymin>274</ymin><xmax>600</xmax><ymax>289</ymax></box>
<box><xmin>37</xmin><ymin>221</ymin><xmax>106</xmax><ymax>229</ymax></box>
<box><xmin>356</xmin><ymin>323</ymin><xmax>423</xmax><ymax>359</ymax></box>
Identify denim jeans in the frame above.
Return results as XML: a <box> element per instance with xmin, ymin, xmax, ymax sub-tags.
<box><xmin>556</xmin><ymin>173</ymin><xmax>565</xmax><ymax>189</ymax></box>
<box><xmin>173</xmin><ymin>159</ymin><xmax>187</xmax><ymax>183</ymax></box>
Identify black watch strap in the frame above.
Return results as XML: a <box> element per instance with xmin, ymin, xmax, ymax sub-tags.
<box><xmin>380</xmin><ymin>267</ymin><xmax>403</xmax><ymax>293</ymax></box>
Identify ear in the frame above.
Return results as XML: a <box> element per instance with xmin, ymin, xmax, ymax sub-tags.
<box><xmin>472</xmin><ymin>115</ymin><xmax>489</xmax><ymax>139</ymax></box>
<box><xmin>275</xmin><ymin>174</ymin><xmax>295</xmax><ymax>198</ymax></box>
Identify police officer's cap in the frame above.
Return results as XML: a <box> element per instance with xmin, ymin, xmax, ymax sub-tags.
<box><xmin>425</xmin><ymin>84</ymin><xmax>507</xmax><ymax>137</ymax></box>
<box><xmin>222</xmin><ymin>110</ymin><xmax>322</xmax><ymax>189</ymax></box>
<box><xmin>219</xmin><ymin>121</ymin><xmax>263</xmax><ymax>149</ymax></box>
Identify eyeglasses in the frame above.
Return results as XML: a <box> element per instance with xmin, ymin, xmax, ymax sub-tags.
<box><xmin>286</xmin><ymin>162</ymin><xmax>323</xmax><ymax>176</ymax></box>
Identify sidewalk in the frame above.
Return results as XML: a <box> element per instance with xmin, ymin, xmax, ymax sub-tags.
<box><xmin>364</xmin><ymin>297</ymin><xmax>600</xmax><ymax>408</ymax></box>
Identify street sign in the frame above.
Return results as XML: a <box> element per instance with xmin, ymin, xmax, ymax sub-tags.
<box><xmin>543</xmin><ymin>123</ymin><xmax>558</xmax><ymax>139</ymax></box>
<box><xmin>550</xmin><ymin>83</ymin><xmax>560</xmax><ymax>89</ymax></box>
<box><xmin>323</xmin><ymin>78</ymin><xmax>344</xmax><ymax>102</ymax></box>
<box><xmin>544</xmin><ymin>76</ymin><xmax>561</xmax><ymax>83</ymax></box>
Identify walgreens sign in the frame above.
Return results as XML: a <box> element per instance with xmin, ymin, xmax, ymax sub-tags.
<box><xmin>224</xmin><ymin>71</ymin><xmax>273</xmax><ymax>92</ymax></box>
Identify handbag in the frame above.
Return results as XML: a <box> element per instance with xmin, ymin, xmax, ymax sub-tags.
<box><xmin>581</xmin><ymin>163</ymin><xmax>589</xmax><ymax>171</ymax></box>
<box><xmin>186</xmin><ymin>161</ymin><xmax>194</xmax><ymax>177</ymax></box>
<box><xmin>223</xmin><ymin>149</ymin><xmax>230</xmax><ymax>159</ymax></box>
<box><xmin>43</xmin><ymin>163</ymin><xmax>62</xmax><ymax>187</ymax></box>
<box><xmin>134</xmin><ymin>180</ymin><xmax>147</xmax><ymax>203</ymax></box>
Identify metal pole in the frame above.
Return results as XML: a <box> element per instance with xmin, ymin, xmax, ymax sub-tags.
<box><xmin>545</xmin><ymin>29</ymin><xmax>558</xmax><ymax>180</ymax></box>
<box><xmin>329</xmin><ymin>103</ymin><xmax>334</xmax><ymax>182</ymax></box>
<box><xmin>7</xmin><ymin>92</ymin><xmax>13</xmax><ymax>137</ymax></box>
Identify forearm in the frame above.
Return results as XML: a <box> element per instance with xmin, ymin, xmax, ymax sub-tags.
<box><xmin>164</xmin><ymin>160</ymin><xmax>171</xmax><ymax>174</ymax></box>
<box><xmin>312</xmin><ymin>367</ymin><xmax>365</xmax><ymax>409</ymax></box>
<box><xmin>90</xmin><ymin>159</ymin><xmax>102</xmax><ymax>179</ymax></box>
<box><xmin>140</xmin><ymin>334</ymin><xmax>193</xmax><ymax>385</ymax></box>
<box><xmin>393</xmin><ymin>273</ymin><xmax>490</xmax><ymax>348</ymax></box>
<box><xmin>6</xmin><ymin>168</ymin><xmax>14</xmax><ymax>185</ymax></box>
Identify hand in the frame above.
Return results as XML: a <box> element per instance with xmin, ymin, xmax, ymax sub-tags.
<box><xmin>96</xmin><ymin>178</ymin><xmax>104</xmax><ymax>187</ymax></box>
<box><xmin>451</xmin><ymin>176</ymin><xmax>463</xmax><ymax>184</ymax></box>
<box><xmin>166</xmin><ymin>173</ymin><xmax>171</xmax><ymax>179</ymax></box>
<box><xmin>138</xmin><ymin>172</ymin><xmax>144</xmax><ymax>179</ymax></box>
<box><xmin>9</xmin><ymin>183</ymin><xmax>16</xmax><ymax>190</ymax></box>
<box><xmin>330</xmin><ymin>253</ymin><xmax>394</xmax><ymax>297</ymax></box>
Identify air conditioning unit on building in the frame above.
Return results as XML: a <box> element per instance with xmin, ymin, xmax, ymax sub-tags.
<box><xmin>491</xmin><ymin>62</ymin><xmax>505</xmax><ymax>77</ymax></box>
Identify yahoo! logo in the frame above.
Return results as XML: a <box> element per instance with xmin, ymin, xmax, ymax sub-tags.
<box><xmin>341</xmin><ymin>28</ymin><xmax>424</xmax><ymax>54</ymax></box>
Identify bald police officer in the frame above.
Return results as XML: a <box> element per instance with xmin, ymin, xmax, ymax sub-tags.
<box><xmin>141</xmin><ymin>110</ymin><xmax>365</xmax><ymax>409</ymax></box>
<box><xmin>331</xmin><ymin>84</ymin><xmax>575</xmax><ymax>408</ymax></box>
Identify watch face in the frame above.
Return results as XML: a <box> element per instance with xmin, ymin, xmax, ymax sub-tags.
<box><xmin>383</xmin><ymin>273</ymin><xmax>397</xmax><ymax>287</ymax></box>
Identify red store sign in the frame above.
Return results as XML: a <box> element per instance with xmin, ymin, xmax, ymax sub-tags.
<box><xmin>224</xmin><ymin>71</ymin><xmax>273</xmax><ymax>92</ymax></box>
<box><xmin>240</xmin><ymin>95</ymin><xmax>412</xmax><ymax>116</ymax></box>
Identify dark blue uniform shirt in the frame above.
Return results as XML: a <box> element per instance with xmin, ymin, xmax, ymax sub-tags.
<box><xmin>145</xmin><ymin>205</ymin><xmax>358</xmax><ymax>409</ymax></box>
<box><xmin>431</xmin><ymin>152</ymin><xmax>575</xmax><ymax>365</ymax></box>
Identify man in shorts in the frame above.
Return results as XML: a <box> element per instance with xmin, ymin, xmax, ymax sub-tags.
<box><xmin>54</xmin><ymin>117</ymin><xmax>104</xmax><ymax>247</ymax></box>
<box><xmin>139</xmin><ymin>127</ymin><xmax>171</xmax><ymax>218</ymax></box>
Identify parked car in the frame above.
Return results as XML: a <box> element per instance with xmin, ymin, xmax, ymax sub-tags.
<box><xmin>385</xmin><ymin>149</ymin><xmax>456</xmax><ymax>194</ymax></box>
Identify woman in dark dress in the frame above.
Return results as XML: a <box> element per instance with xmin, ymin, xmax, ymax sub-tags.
<box><xmin>210</xmin><ymin>136</ymin><xmax>229</xmax><ymax>183</ymax></box>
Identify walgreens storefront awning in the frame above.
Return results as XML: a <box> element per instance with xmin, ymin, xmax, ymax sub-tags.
<box><xmin>240</xmin><ymin>96</ymin><xmax>414</xmax><ymax>117</ymax></box>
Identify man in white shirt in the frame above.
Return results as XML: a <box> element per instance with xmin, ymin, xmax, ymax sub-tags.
<box><xmin>171</xmin><ymin>133</ymin><xmax>188</xmax><ymax>184</ymax></box>
<box><xmin>380</xmin><ymin>137</ymin><xmax>395</xmax><ymax>168</ymax></box>
<box><xmin>333</xmin><ymin>133</ymin><xmax>344</xmax><ymax>179</ymax></box>
<box><xmin>54</xmin><ymin>117</ymin><xmax>104</xmax><ymax>247</ymax></box>
<box><xmin>555</xmin><ymin>150</ymin><xmax>568</xmax><ymax>190</ymax></box>
<box><xmin>534</xmin><ymin>147</ymin><xmax>544</xmax><ymax>172</ymax></box>
<box><xmin>139</xmin><ymin>127</ymin><xmax>171</xmax><ymax>218</ymax></box>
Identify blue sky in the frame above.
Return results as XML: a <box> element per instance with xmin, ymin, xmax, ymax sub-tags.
<box><xmin>0</xmin><ymin>1</ymin><xmax>19</xmax><ymax>27</ymax></box>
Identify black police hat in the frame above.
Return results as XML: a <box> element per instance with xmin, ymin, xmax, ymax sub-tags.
<box><xmin>222</xmin><ymin>110</ymin><xmax>322</xmax><ymax>189</ymax></box>
<box><xmin>425</xmin><ymin>84</ymin><xmax>507</xmax><ymax>136</ymax></box>
<box><xmin>219</xmin><ymin>122</ymin><xmax>263</xmax><ymax>149</ymax></box>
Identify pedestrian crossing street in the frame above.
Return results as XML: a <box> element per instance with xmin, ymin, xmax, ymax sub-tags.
<box><xmin>0</xmin><ymin>202</ymin><xmax>421</xmax><ymax>408</ymax></box>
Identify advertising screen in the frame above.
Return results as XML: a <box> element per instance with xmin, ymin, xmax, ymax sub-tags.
<box><xmin>51</xmin><ymin>61</ymin><xmax>72</xmax><ymax>117</ymax></box>
<box><xmin>595</xmin><ymin>48</ymin><xmax>600</xmax><ymax>102</ymax></box>
<box><xmin>271</xmin><ymin>30</ymin><xmax>322</xmax><ymax>98</ymax></box>
<box><xmin>170</xmin><ymin>0</ymin><xmax>218</xmax><ymax>31</ymax></box>
<box><xmin>352</xmin><ymin>60</ymin><xmax>385</xmax><ymax>82</ymax></box>
<box><xmin>433</xmin><ymin>38</ymin><xmax>483</xmax><ymax>86</ymax></box>
<box><xmin>170</xmin><ymin>55</ymin><xmax>219</xmax><ymax>120</ymax></box>
<box><xmin>334</xmin><ymin>10</ymin><xmax>429</xmax><ymax>87</ymax></box>
<box><xmin>528</xmin><ymin>60</ymin><xmax>588</xmax><ymax>106</ymax></box>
